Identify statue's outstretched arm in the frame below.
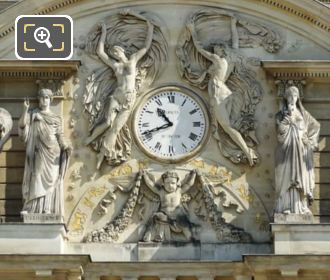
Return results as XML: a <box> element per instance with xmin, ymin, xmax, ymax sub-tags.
<box><xmin>131</xmin><ymin>20</ymin><xmax>154</xmax><ymax>62</ymax></box>
<box><xmin>142</xmin><ymin>170</ymin><xmax>159</xmax><ymax>195</ymax></box>
<box><xmin>187</xmin><ymin>22</ymin><xmax>215</xmax><ymax>62</ymax></box>
<box><xmin>96</xmin><ymin>23</ymin><xmax>116</xmax><ymax>69</ymax></box>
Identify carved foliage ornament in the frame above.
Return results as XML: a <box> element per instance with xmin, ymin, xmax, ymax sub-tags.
<box><xmin>83</xmin><ymin>10</ymin><xmax>168</xmax><ymax>168</ymax></box>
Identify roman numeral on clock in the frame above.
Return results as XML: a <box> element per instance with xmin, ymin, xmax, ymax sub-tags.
<box><xmin>193</xmin><ymin>122</ymin><xmax>201</xmax><ymax>127</ymax></box>
<box><xmin>144</xmin><ymin>132</ymin><xmax>153</xmax><ymax>141</ymax></box>
<box><xmin>189</xmin><ymin>133</ymin><xmax>198</xmax><ymax>141</ymax></box>
<box><xmin>168</xmin><ymin>95</ymin><xmax>175</xmax><ymax>103</ymax></box>
<box><xmin>189</xmin><ymin>108</ymin><xmax>199</xmax><ymax>115</ymax></box>
<box><xmin>169</xmin><ymin>145</ymin><xmax>174</xmax><ymax>154</ymax></box>
<box><xmin>142</xmin><ymin>123</ymin><xmax>149</xmax><ymax>127</ymax></box>
<box><xmin>155</xmin><ymin>142</ymin><xmax>162</xmax><ymax>150</ymax></box>
<box><xmin>155</xmin><ymin>99</ymin><xmax>162</xmax><ymax>106</ymax></box>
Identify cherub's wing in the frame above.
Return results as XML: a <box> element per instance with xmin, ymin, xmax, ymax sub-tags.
<box><xmin>86</xmin><ymin>11</ymin><xmax>168</xmax><ymax>93</ymax></box>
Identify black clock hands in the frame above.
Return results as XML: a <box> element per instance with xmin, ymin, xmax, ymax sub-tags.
<box><xmin>142</xmin><ymin>108</ymin><xmax>173</xmax><ymax>136</ymax></box>
<box><xmin>157</xmin><ymin>108</ymin><xmax>172</xmax><ymax>125</ymax></box>
<box><xmin>142</xmin><ymin>123</ymin><xmax>173</xmax><ymax>136</ymax></box>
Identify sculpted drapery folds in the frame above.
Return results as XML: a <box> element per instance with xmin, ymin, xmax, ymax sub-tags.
<box><xmin>177</xmin><ymin>10</ymin><xmax>266</xmax><ymax>166</ymax></box>
<box><xmin>275</xmin><ymin>86</ymin><xmax>320</xmax><ymax>215</ymax></box>
<box><xmin>18</xmin><ymin>89</ymin><xmax>71</xmax><ymax>216</ymax></box>
<box><xmin>84</xmin><ymin>10</ymin><xmax>168</xmax><ymax>169</ymax></box>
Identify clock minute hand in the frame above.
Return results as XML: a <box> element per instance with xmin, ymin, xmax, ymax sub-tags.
<box><xmin>142</xmin><ymin>123</ymin><xmax>173</xmax><ymax>135</ymax></box>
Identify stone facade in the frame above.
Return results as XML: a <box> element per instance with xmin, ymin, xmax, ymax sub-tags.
<box><xmin>0</xmin><ymin>0</ymin><xmax>330</xmax><ymax>279</ymax></box>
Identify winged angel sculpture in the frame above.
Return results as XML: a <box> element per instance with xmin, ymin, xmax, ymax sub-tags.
<box><xmin>85</xmin><ymin>169</ymin><xmax>251</xmax><ymax>243</ymax></box>
<box><xmin>84</xmin><ymin>10</ymin><xmax>168</xmax><ymax>169</ymax></box>
<box><xmin>177</xmin><ymin>10</ymin><xmax>280</xmax><ymax>166</ymax></box>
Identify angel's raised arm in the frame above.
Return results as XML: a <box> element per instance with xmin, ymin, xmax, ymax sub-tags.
<box><xmin>187</xmin><ymin>22</ymin><xmax>215</xmax><ymax>62</ymax></box>
<box><xmin>181</xmin><ymin>170</ymin><xmax>197</xmax><ymax>193</ymax></box>
<box><xmin>142</xmin><ymin>170</ymin><xmax>159</xmax><ymax>194</ymax></box>
<box><xmin>96</xmin><ymin>23</ymin><xmax>116</xmax><ymax>69</ymax></box>
<box><xmin>131</xmin><ymin>20</ymin><xmax>154</xmax><ymax>62</ymax></box>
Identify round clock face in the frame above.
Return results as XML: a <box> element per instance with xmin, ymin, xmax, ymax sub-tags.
<box><xmin>133</xmin><ymin>86</ymin><xmax>209</xmax><ymax>163</ymax></box>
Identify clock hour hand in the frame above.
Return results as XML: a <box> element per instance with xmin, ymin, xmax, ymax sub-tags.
<box><xmin>142</xmin><ymin>123</ymin><xmax>173</xmax><ymax>135</ymax></box>
<box><xmin>157</xmin><ymin>108</ymin><xmax>172</xmax><ymax>125</ymax></box>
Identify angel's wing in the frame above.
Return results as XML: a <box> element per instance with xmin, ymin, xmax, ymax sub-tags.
<box><xmin>226</xmin><ymin>55</ymin><xmax>262</xmax><ymax>145</ymax></box>
<box><xmin>83</xmin><ymin>67</ymin><xmax>116</xmax><ymax>131</ymax></box>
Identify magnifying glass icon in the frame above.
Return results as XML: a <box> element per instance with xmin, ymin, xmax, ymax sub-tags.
<box><xmin>34</xmin><ymin>27</ymin><xmax>53</xmax><ymax>49</ymax></box>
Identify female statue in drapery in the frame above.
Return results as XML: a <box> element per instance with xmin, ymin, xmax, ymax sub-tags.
<box><xmin>84</xmin><ymin>10</ymin><xmax>168</xmax><ymax>169</ymax></box>
<box><xmin>177</xmin><ymin>10</ymin><xmax>262</xmax><ymax>166</ymax></box>
<box><xmin>19</xmin><ymin>88</ymin><xmax>71</xmax><ymax>215</ymax></box>
<box><xmin>275</xmin><ymin>86</ymin><xmax>320</xmax><ymax>215</ymax></box>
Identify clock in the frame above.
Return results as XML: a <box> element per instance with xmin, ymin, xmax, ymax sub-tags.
<box><xmin>133</xmin><ymin>86</ymin><xmax>210</xmax><ymax>163</ymax></box>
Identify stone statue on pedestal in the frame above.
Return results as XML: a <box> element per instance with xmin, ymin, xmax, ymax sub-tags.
<box><xmin>275</xmin><ymin>86</ymin><xmax>320</xmax><ymax>215</ymax></box>
<box><xmin>19</xmin><ymin>88</ymin><xmax>71</xmax><ymax>218</ymax></box>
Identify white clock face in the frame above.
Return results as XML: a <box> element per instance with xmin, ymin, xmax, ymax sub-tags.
<box><xmin>133</xmin><ymin>87</ymin><xmax>209</xmax><ymax>162</ymax></box>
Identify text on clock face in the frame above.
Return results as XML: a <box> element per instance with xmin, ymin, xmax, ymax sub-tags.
<box><xmin>136</xmin><ymin>90</ymin><xmax>208</xmax><ymax>160</ymax></box>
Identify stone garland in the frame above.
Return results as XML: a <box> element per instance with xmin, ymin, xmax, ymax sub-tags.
<box><xmin>85</xmin><ymin>172</ymin><xmax>142</xmax><ymax>242</ymax></box>
<box><xmin>198</xmin><ymin>174</ymin><xmax>252</xmax><ymax>243</ymax></box>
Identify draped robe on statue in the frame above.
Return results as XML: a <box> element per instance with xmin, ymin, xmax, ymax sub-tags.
<box><xmin>19</xmin><ymin>108</ymin><xmax>69</xmax><ymax>215</ymax></box>
<box><xmin>275</xmin><ymin>107</ymin><xmax>320</xmax><ymax>214</ymax></box>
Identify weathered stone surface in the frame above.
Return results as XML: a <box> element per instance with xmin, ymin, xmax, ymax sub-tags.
<box><xmin>0</xmin><ymin>224</ymin><xmax>67</xmax><ymax>254</ymax></box>
<box><xmin>274</xmin><ymin>213</ymin><xmax>314</xmax><ymax>224</ymax></box>
<box><xmin>272</xmin><ymin>223</ymin><xmax>330</xmax><ymax>254</ymax></box>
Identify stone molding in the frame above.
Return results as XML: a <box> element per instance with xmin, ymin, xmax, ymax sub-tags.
<box><xmin>261</xmin><ymin>60</ymin><xmax>330</xmax><ymax>81</ymax></box>
<box><xmin>257</xmin><ymin>0</ymin><xmax>330</xmax><ymax>33</ymax></box>
<box><xmin>0</xmin><ymin>0</ymin><xmax>329</xmax><ymax>44</ymax></box>
<box><xmin>0</xmin><ymin>60</ymin><xmax>81</xmax><ymax>80</ymax></box>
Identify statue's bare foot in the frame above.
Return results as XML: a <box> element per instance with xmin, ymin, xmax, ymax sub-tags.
<box><xmin>96</xmin><ymin>153</ymin><xmax>104</xmax><ymax>169</ymax></box>
<box><xmin>84</xmin><ymin>136</ymin><xmax>93</xmax><ymax>146</ymax></box>
<box><xmin>247</xmin><ymin>148</ymin><xmax>258</xmax><ymax>166</ymax></box>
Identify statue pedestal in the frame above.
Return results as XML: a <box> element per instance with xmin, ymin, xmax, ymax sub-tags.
<box><xmin>274</xmin><ymin>213</ymin><xmax>314</xmax><ymax>223</ymax></box>
<box><xmin>22</xmin><ymin>213</ymin><xmax>64</xmax><ymax>223</ymax></box>
<box><xmin>0</xmin><ymin>224</ymin><xmax>67</xmax><ymax>254</ymax></box>
<box><xmin>272</xmin><ymin>214</ymin><xmax>330</xmax><ymax>254</ymax></box>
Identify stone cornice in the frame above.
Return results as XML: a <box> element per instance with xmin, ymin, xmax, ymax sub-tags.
<box><xmin>261</xmin><ymin>60</ymin><xmax>330</xmax><ymax>81</ymax></box>
<box><xmin>0</xmin><ymin>59</ymin><xmax>81</xmax><ymax>80</ymax></box>
<box><xmin>0</xmin><ymin>0</ymin><xmax>329</xmax><ymax>43</ymax></box>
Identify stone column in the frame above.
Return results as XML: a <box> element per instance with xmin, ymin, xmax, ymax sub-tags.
<box><xmin>35</xmin><ymin>269</ymin><xmax>53</xmax><ymax>279</ymax></box>
<box><xmin>121</xmin><ymin>276</ymin><xmax>138</xmax><ymax>280</ymax></box>
<box><xmin>234</xmin><ymin>276</ymin><xmax>252</xmax><ymax>280</ymax></box>
<box><xmin>159</xmin><ymin>276</ymin><xmax>177</xmax><ymax>280</ymax></box>
<box><xmin>253</xmin><ymin>274</ymin><xmax>268</xmax><ymax>280</ymax></box>
<box><xmin>197</xmin><ymin>276</ymin><xmax>214</xmax><ymax>280</ymax></box>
